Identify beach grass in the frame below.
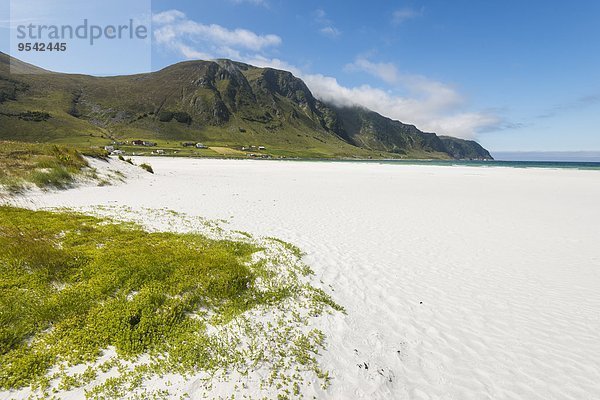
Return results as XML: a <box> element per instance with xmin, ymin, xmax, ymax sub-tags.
<box><xmin>138</xmin><ymin>163</ymin><xmax>154</xmax><ymax>174</ymax></box>
<box><xmin>0</xmin><ymin>141</ymin><xmax>108</xmax><ymax>192</ymax></box>
<box><xmin>0</xmin><ymin>206</ymin><xmax>341</xmax><ymax>398</ymax></box>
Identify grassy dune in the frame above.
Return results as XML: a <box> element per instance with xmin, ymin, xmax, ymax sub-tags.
<box><xmin>0</xmin><ymin>207</ymin><xmax>342</xmax><ymax>399</ymax></box>
<box><xmin>0</xmin><ymin>141</ymin><xmax>108</xmax><ymax>193</ymax></box>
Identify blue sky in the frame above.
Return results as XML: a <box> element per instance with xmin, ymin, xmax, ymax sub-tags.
<box><xmin>1</xmin><ymin>0</ymin><xmax>151</xmax><ymax>75</ymax></box>
<box><xmin>2</xmin><ymin>0</ymin><xmax>600</xmax><ymax>152</ymax></box>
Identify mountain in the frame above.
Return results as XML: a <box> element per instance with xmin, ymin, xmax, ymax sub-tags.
<box><xmin>0</xmin><ymin>52</ymin><xmax>492</xmax><ymax>159</ymax></box>
<box><xmin>438</xmin><ymin>136</ymin><xmax>492</xmax><ymax>160</ymax></box>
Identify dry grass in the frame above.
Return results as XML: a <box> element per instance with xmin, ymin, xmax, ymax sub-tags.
<box><xmin>208</xmin><ymin>146</ymin><xmax>247</xmax><ymax>156</ymax></box>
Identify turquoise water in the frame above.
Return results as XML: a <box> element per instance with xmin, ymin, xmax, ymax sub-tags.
<box><xmin>375</xmin><ymin>159</ymin><xmax>600</xmax><ymax>170</ymax></box>
<box><xmin>274</xmin><ymin>159</ymin><xmax>600</xmax><ymax>170</ymax></box>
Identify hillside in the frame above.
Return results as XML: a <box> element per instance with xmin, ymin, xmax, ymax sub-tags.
<box><xmin>0</xmin><ymin>52</ymin><xmax>492</xmax><ymax>159</ymax></box>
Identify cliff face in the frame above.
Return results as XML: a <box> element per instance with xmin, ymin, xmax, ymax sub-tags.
<box><xmin>329</xmin><ymin>105</ymin><xmax>446</xmax><ymax>156</ymax></box>
<box><xmin>438</xmin><ymin>136</ymin><xmax>493</xmax><ymax>160</ymax></box>
<box><xmin>0</xmin><ymin>52</ymin><xmax>493</xmax><ymax>159</ymax></box>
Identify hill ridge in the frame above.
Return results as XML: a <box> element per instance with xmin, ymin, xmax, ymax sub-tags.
<box><xmin>0</xmin><ymin>52</ymin><xmax>492</xmax><ymax>160</ymax></box>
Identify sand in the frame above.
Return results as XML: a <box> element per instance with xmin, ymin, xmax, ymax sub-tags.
<box><xmin>7</xmin><ymin>157</ymin><xmax>600</xmax><ymax>399</ymax></box>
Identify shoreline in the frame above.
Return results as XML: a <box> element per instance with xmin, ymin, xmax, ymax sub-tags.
<box><xmin>126</xmin><ymin>154</ymin><xmax>600</xmax><ymax>170</ymax></box>
<box><xmin>3</xmin><ymin>157</ymin><xmax>600</xmax><ymax>399</ymax></box>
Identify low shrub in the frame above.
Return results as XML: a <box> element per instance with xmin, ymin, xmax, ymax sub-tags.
<box><xmin>139</xmin><ymin>163</ymin><xmax>153</xmax><ymax>173</ymax></box>
<box><xmin>157</xmin><ymin>111</ymin><xmax>173</xmax><ymax>122</ymax></box>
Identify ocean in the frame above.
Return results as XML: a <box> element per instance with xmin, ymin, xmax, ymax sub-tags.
<box><xmin>276</xmin><ymin>158</ymin><xmax>600</xmax><ymax>170</ymax></box>
<box><xmin>376</xmin><ymin>159</ymin><xmax>600</xmax><ymax>170</ymax></box>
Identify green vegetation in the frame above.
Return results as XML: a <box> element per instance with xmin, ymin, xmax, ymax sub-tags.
<box><xmin>139</xmin><ymin>163</ymin><xmax>154</xmax><ymax>174</ymax></box>
<box><xmin>157</xmin><ymin>111</ymin><xmax>192</xmax><ymax>124</ymax></box>
<box><xmin>0</xmin><ymin>207</ymin><xmax>342</xmax><ymax>398</ymax></box>
<box><xmin>0</xmin><ymin>141</ymin><xmax>108</xmax><ymax>192</ymax></box>
<box><xmin>0</xmin><ymin>52</ymin><xmax>492</xmax><ymax>160</ymax></box>
<box><xmin>0</xmin><ymin>110</ymin><xmax>51</xmax><ymax>121</ymax></box>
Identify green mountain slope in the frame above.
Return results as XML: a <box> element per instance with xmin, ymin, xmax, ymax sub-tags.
<box><xmin>0</xmin><ymin>52</ymin><xmax>492</xmax><ymax>159</ymax></box>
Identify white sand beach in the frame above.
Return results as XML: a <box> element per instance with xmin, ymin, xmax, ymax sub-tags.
<box><xmin>9</xmin><ymin>158</ymin><xmax>600</xmax><ymax>399</ymax></box>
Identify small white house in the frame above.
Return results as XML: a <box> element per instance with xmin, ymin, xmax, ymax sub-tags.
<box><xmin>258</xmin><ymin>146</ymin><xmax>266</xmax><ymax>150</ymax></box>
<box><xmin>196</xmin><ymin>143</ymin><xmax>208</xmax><ymax>149</ymax></box>
<box><xmin>104</xmin><ymin>145</ymin><xmax>115</xmax><ymax>152</ymax></box>
<box><xmin>111</xmin><ymin>149</ymin><xmax>124</xmax><ymax>156</ymax></box>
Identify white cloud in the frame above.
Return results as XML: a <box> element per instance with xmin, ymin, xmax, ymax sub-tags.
<box><xmin>152</xmin><ymin>10</ymin><xmax>281</xmax><ymax>60</ymax></box>
<box><xmin>230</xmin><ymin>0</ymin><xmax>268</xmax><ymax>6</ymax></box>
<box><xmin>171</xmin><ymin>43</ymin><xmax>215</xmax><ymax>61</ymax></box>
<box><xmin>320</xmin><ymin>26</ymin><xmax>341</xmax><ymax>38</ymax></box>
<box><xmin>345</xmin><ymin>57</ymin><xmax>463</xmax><ymax>109</ymax></box>
<box><xmin>152</xmin><ymin>9</ymin><xmax>185</xmax><ymax>25</ymax></box>
<box><xmin>302</xmin><ymin>71</ymin><xmax>500</xmax><ymax>139</ymax></box>
<box><xmin>345</xmin><ymin>58</ymin><xmax>400</xmax><ymax>85</ymax></box>
<box><xmin>392</xmin><ymin>7</ymin><xmax>423</xmax><ymax>24</ymax></box>
<box><xmin>314</xmin><ymin>9</ymin><xmax>341</xmax><ymax>38</ymax></box>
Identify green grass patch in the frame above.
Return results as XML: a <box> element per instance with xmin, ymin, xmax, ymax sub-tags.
<box><xmin>0</xmin><ymin>141</ymin><xmax>108</xmax><ymax>191</ymax></box>
<box><xmin>139</xmin><ymin>163</ymin><xmax>154</xmax><ymax>174</ymax></box>
<box><xmin>0</xmin><ymin>207</ymin><xmax>342</xmax><ymax>398</ymax></box>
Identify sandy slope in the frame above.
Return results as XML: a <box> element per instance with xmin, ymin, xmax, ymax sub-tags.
<box><xmin>9</xmin><ymin>157</ymin><xmax>600</xmax><ymax>399</ymax></box>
